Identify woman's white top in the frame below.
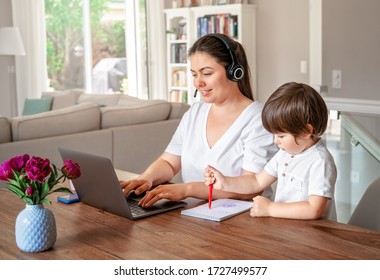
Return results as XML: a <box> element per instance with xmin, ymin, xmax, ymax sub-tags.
<box><xmin>264</xmin><ymin>139</ymin><xmax>337</xmax><ymax>219</ymax></box>
<box><xmin>166</xmin><ymin>101</ymin><xmax>277</xmax><ymax>183</ymax></box>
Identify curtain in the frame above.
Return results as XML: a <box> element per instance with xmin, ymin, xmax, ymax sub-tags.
<box><xmin>146</xmin><ymin>0</ymin><xmax>166</xmax><ymax>101</ymax></box>
<box><xmin>12</xmin><ymin>0</ymin><xmax>48</xmax><ymax>115</ymax></box>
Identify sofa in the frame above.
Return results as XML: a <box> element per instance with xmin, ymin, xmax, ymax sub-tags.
<box><xmin>0</xmin><ymin>90</ymin><xmax>189</xmax><ymax>182</ymax></box>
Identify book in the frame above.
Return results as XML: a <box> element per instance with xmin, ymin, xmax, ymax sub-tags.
<box><xmin>181</xmin><ymin>199</ymin><xmax>252</xmax><ymax>222</ymax></box>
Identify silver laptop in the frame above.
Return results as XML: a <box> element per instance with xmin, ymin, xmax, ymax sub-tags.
<box><xmin>58</xmin><ymin>147</ymin><xmax>187</xmax><ymax>220</ymax></box>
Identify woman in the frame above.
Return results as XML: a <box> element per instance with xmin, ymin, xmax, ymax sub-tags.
<box><xmin>120</xmin><ymin>33</ymin><xmax>277</xmax><ymax>207</ymax></box>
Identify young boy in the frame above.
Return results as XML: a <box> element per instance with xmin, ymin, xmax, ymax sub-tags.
<box><xmin>204</xmin><ymin>82</ymin><xmax>337</xmax><ymax>220</ymax></box>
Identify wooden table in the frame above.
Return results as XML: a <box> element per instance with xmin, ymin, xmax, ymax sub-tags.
<box><xmin>0</xmin><ymin>171</ymin><xmax>379</xmax><ymax>260</ymax></box>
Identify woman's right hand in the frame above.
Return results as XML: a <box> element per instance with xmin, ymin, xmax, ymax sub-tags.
<box><xmin>120</xmin><ymin>179</ymin><xmax>153</xmax><ymax>196</ymax></box>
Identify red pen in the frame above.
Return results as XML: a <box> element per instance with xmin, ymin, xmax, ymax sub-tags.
<box><xmin>208</xmin><ymin>183</ymin><xmax>213</xmax><ymax>209</ymax></box>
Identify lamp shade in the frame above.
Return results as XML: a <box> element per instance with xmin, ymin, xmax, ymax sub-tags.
<box><xmin>0</xmin><ymin>27</ymin><xmax>26</xmax><ymax>55</ymax></box>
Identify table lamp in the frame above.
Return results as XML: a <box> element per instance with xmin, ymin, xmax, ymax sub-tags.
<box><xmin>0</xmin><ymin>26</ymin><xmax>26</xmax><ymax>117</ymax></box>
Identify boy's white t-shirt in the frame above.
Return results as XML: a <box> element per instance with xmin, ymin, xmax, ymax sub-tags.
<box><xmin>166</xmin><ymin>101</ymin><xmax>277</xmax><ymax>183</ymax></box>
<box><xmin>264</xmin><ymin>139</ymin><xmax>337</xmax><ymax>219</ymax></box>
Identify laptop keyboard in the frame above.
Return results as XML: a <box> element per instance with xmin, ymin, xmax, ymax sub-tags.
<box><xmin>127</xmin><ymin>198</ymin><xmax>160</xmax><ymax>215</ymax></box>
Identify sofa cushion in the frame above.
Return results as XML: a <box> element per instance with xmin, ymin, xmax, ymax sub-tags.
<box><xmin>0</xmin><ymin>115</ymin><xmax>11</xmax><ymax>144</ymax></box>
<box><xmin>22</xmin><ymin>96</ymin><xmax>53</xmax><ymax>116</ymax></box>
<box><xmin>77</xmin><ymin>93</ymin><xmax>121</xmax><ymax>107</ymax></box>
<box><xmin>168</xmin><ymin>102</ymin><xmax>190</xmax><ymax>119</ymax></box>
<box><xmin>117</xmin><ymin>95</ymin><xmax>142</xmax><ymax>106</ymax></box>
<box><xmin>12</xmin><ymin>102</ymin><xmax>101</xmax><ymax>141</ymax></box>
<box><xmin>0</xmin><ymin>129</ymin><xmax>113</xmax><ymax>169</ymax></box>
<box><xmin>42</xmin><ymin>90</ymin><xmax>83</xmax><ymax>110</ymax></box>
<box><xmin>100</xmin><ymin>100</ymin><xmax>171</xmax><ymax>129</ymax></box>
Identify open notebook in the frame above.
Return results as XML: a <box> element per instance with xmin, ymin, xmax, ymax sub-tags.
<box><xmin>181</xmin><ymin>199</ymin><xmax>252</xmax><ymax>222</ymax></box>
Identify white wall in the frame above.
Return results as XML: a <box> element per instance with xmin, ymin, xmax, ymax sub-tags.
<box><xmin>322</xmin><ymin>0</ymin><xmax>380</xmax><ymax>100</ymax></box>
<box><xmin>252</xmin><ymin>0</ymin><xmax>309</xmax><ymax>102</ymax></box>
<box><xmin>253</xmin><ymin>0</ymin><xmax>380</xmax><ymax>102</ymax></box>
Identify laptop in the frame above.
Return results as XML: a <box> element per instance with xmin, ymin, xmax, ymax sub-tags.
<box><xmin>58</xmin><ymin>147</ymin><xmax>187</xmax><ymax>220</ymax></box>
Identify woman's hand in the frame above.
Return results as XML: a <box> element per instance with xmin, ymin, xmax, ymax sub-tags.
<box><xmin>120</xmin><ymin>179</ymin><xmax>153</xmax><ymax>196</ymax></box>
<box><xmin>138</xmin><ymin>184</ymin><xmax>188</xmax><ymax>207</ymax></box>
<box><xmin>120</xmin><ymin>152</ymin><xmax>181</xmax><ymax>197</ymax></box>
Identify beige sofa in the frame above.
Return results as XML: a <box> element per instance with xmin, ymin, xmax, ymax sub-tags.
<box><xmin>0</xmin><ymin>90</ymin><xmax>189</xmax><ymax>182</ymax></box>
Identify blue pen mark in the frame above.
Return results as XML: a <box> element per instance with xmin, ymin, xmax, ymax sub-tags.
<box><xmin>222</xmin><ymin>202</ymin><xmax>237</xmax><ymax>208</ymax></box>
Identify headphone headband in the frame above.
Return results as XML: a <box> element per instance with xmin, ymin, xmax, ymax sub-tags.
<box><xmin>208</xmin><ymin>34</ymin><xmax>244</xmax><ymax>82</ymax></box>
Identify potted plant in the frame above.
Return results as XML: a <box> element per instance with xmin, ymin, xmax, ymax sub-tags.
<box><xmin>0</xmin><ymin>154</ymin><xmax>81</xmax><ymax>252</ymax></box>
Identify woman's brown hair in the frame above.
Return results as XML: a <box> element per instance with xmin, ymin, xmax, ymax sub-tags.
<box><xmin>188</xmin><ymin>34</ymin><xmax>254</xmax><ymax>101</ymax></box>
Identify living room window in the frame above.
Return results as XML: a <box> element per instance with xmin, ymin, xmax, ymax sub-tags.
<box><xmin>45</xmin><ymin>0</ymin><xmax>148</xmax><ymax>98</ymax></box>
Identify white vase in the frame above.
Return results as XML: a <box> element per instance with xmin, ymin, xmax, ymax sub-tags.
<box><xmin>15</xmin><ymin>204</ymin><xmax>57</xmax><ymax>253</ymax></box>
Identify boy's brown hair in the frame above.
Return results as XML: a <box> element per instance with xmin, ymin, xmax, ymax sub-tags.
<box><xmin>262</xmin><ymin>82</ymin><xmax>328</xmax><ymax>140</ymax></box>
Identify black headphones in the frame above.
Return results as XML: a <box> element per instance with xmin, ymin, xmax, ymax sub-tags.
<box><xmin>208</xmin><ymin>33</ymin><xmax>244</xmax><ymax>82</ymax></box>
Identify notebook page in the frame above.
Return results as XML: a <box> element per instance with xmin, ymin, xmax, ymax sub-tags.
<box><xmin>181</xmin><ymin>199</ymin><xmax>252</xmax><ymax>222</ymax></box>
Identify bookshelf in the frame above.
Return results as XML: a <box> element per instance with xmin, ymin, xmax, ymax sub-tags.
<box><xmin>164</xmin><ymin>8</ymin><xmax>192</xmax><ymax>104</ymax></box>
<box><xmin>164</xmin><ymin>4</ymin><xmax>256</xmax><ymax>104</ymax></box>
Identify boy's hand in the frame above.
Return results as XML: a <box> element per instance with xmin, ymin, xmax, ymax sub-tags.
<box><xmin>204</xmin><ymin>165</ymin><xmax>225</xmax><ymax>190</ymax></box>
<box><xmin>204</xmin><ymin>165</ymin><xmax>215</xmax><ymax>186</ymax></box>
<box><xmin>250</xmin><ymin>196</ymin><xmax>271</xmax><ymax>217</ymax></box>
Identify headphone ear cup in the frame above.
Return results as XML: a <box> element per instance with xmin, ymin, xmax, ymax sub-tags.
<box><xmin>227</xmin><ymin>64</ymin><xmax>245</xmax><ymax>82</ymax></box>
<box><xmin>226</xmin><ymin>64</ymin><xmax>234</xmax><ymax>81</ymax></box>
<box><xmin>208</xmin><ymin>34</ymin><xmax>244</xmax><ymax>82</ymax></box>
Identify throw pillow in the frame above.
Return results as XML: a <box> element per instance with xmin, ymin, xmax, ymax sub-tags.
<box><xmin>42</xmin><ymin>90</ymin><xmax>78</xmax><ymax>110</ymax></box>
<box><xmin>22</xmin><ymin>96</ymin><xmax>53</xmax><ymax>116</ymax></box>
